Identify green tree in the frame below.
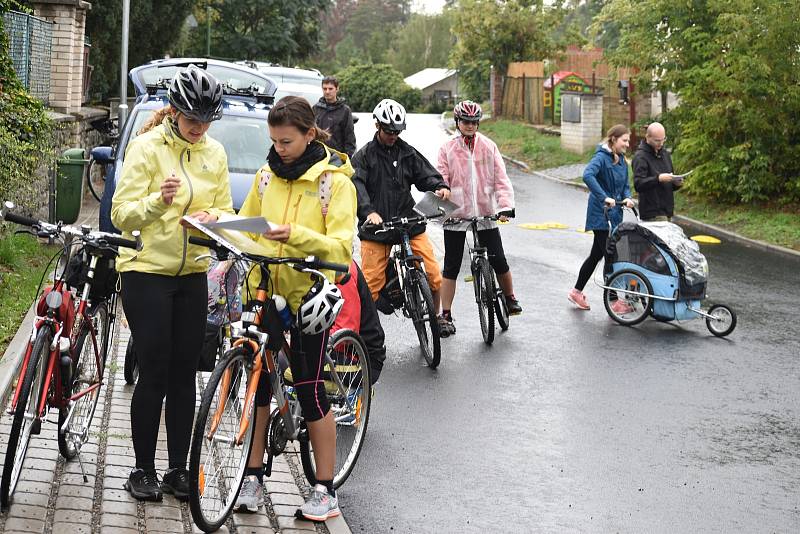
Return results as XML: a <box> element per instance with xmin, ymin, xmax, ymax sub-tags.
<box><xmin>386</xmin><ymin>12</ymin><xmax>454</xmax><ymax>76</ymax></box>
<box><xmin>334</xmin><ymin>62</ymin><xmax>420</xmax><ymax>112</ymax></box>
<box><xmin>450</xmin><ymin>0</ymin><xmax>567</xmax><ymax>101</ymax></box>
<box><xmin>594</xmin><ymin>0</ymin><xmax>800</xmax><ymax>203</ymax></box>
<box><xmin>188</xmin><ymin>0</ymin><xmax>330</xmax><ymax>63</ymax></box>
<box><xmin>81</xmin><ymin>0</ymin><xmax>195</xmax><ymax>99</ymax></box>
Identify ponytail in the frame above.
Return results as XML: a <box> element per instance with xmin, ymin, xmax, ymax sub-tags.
<box><xmin>138</xmin><ymin>106</ymin><xmax>174</xmax><ymax>135</ymax></box>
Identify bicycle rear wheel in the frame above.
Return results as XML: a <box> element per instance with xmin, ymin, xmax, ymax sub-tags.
<box><xmin>59</xmin><ymin>302</ymin><xmax>108</xmax><ymax>459</ymax></box>
<box><xmin>300</xmin><ymin>329</ymin><xmax>371</xmax><ymax>489</ymax></box>
<box><xmin>474</xmin><ymin>259</ymin><xmax>495</xmax><ymax>345</ymax></box>
<box><xmin>407</xmin><ymin>270</ymin><xmax>441</xmax><ymax>368</ymax></box>
<box><xmin>1</xmin><ymin>328</ymin><xmax>50</xmax><ymax>508</ymax></box>
<box><xmin>189</xmin><ymin>346</ymin><xmax>255</xmax><ymax>533</ymax></box>
<box><xmin>494</xmin><ymin>275</ymin><xmax>510</xmax><ymax>332</ymax></box>
<box><xmin>86</xmin><ymin>160</ymin><xmax>104</xmax><ymax>203</ymax></box>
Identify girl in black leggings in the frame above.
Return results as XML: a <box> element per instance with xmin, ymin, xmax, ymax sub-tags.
<box><xmin>569</xmin><ymin>124</ymin><xmax>634</xmax><ymax>311</ymax></box>
<box><xmin>111</xmin><ymin>66</ymin><xmax>233</xmax><ymax>501</ymax></box>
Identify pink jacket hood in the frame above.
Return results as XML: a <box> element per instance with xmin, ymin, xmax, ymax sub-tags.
<box><xmin>436</xmin><ymin>132</ymin><xmax>515</xmax><ymax>221</ymax></box>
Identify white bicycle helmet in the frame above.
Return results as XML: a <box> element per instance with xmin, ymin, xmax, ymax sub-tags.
<box><xmin>297</xmin><ymin>277</ymin><xmax>344</xmax><ymax>335</ymax></box>
<box><xmin>372</xmin><ymin>98</ymin><xmax>407</xmax><ymax>131</ymax></box>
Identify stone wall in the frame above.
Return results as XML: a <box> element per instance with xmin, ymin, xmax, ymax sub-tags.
<box><xmin>561</xmin><ymin>93</ymin><xmax>603</xmax><ymax>154</ymax></box>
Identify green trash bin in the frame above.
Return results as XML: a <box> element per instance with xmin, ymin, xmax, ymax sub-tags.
<box><xmin>56</xmin><ymin>148</ymin><xmax>89</xmax><ymax>224</ymax></box>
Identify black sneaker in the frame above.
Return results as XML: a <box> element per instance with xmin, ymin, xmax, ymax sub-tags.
<box><xmin>124</xmin><ymin>468</ymin><xmax>162</xmax><ymax>502</ymax></box>
<box><xmin>375</xmin><ymin>294</ymin><xmax>394</xmax><ymax>315</ymax></box>
<box><xmin>161</xmin><ymin>467</ymin><xmax>190</xmax><ymax>501</ymax></box>
<box><xmin>437</xmin><ymin>315</ymin><xmax>456</xmax><ymax>337</ymax></box>
<box><xmin>506</xmin><ymin>296</ymin><xmax>523</xmax><ymax>316</ymax></box>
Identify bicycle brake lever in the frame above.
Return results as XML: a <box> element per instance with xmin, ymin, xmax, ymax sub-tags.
<box><xmin>195</xmin><ymin>254</ymin><xmax>215</xmax><ymax>262</ymax></box>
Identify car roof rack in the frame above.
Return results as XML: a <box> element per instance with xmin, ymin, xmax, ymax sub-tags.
<box><xmin>145</xmin><ymin>79</ymin><xmax>273</xmax><ymax>105</ymax></box>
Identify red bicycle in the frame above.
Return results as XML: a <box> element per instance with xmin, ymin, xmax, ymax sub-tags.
<box><xmin>0</xmin><ymin>201</ymin><xmax>140</xmax><ymax>509</ymax></box>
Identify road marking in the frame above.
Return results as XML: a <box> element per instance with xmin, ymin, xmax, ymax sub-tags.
<box><xmin>518</xmin><ymin>222</ymin><xmax>570</xmax><ymax>230</ymax></box>
<box><xmin>691</xmin><ymin>235</ymin><xmax>722</xmax><ymax>244</ymax></box>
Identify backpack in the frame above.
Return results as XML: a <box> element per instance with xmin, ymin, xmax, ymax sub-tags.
<box><xmin>256</xmin><ymin>168</ymin><xmax>332</xmax><ymax>219</ymax></box>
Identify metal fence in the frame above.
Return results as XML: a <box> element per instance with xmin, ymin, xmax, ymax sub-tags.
<box><xmin>3</xmin><ymin>10</ymin><xmax>52</xmax><ymax>104</ymax></box>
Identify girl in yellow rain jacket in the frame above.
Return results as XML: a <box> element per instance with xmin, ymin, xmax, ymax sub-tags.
<box><xmin>111</xmin><ymin>65</ymin><xmax>233</xmax><ymax>502</ymax></box>
<box><xmin>234</xmin><ymin>96</ymin><xmax>356</xmax><ymax>521</ymax></box>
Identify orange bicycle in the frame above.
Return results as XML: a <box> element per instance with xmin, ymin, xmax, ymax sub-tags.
<box><xmin>185</xmin><ymin>232</ymin><xmax>371</xmax><ymax>532</ymax></box>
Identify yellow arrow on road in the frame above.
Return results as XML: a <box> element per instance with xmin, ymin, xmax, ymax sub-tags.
<box><xmin>518</xmin><ymin>222</ymin><xmax>570</xmax><ymax>230</ymax></box>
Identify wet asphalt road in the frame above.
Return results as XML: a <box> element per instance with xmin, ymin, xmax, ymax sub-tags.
<box><xmin>343</xmin><ymin>114</ymin><xmax>800</xmax><ymax>533</ymax></box>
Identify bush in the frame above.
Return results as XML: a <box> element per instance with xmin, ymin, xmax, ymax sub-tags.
<box><xmin>0</xmin><ymin>0</ymin><xmax>55</xmax><ymax>220</ymax></box>
<box><xmin>334</xmin><ymin>62</ymin><xmax>421</xmax><ymax>113</ymax></box>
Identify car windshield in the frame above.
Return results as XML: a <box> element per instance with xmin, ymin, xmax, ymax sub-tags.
<box><xmin>137</xmin><ymin>64</ymin><xmax>272</xmax><ymax>93</ymax></box>
<box><xmin>129</xmin><ymin>111</ymin><xmax>270</xmax><ymax>175</ymax></box>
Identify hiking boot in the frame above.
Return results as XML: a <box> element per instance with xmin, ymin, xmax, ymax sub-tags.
<box><xmin>505</xmin><ymin>296</ymin><xmax>523</xmax><ymax>316</ymax></box>
<box><xmin>124</xmin><ymin>468</ymin><xmax>162</xmax><ymax>502</ymax></box>
<box><xmin>610</xmin><ymin>298</ymin><xmax>633</xmax><ymax>315</ymax></box>
<box><xmin>235</xmin><ymin>475</ymin><xmax>262</xmax><ymax>513</ymax></box>
<box><xmin>437</xmin><ymin>315</ymin><xmax>456</xmax><ymax>337</ymax></box>
<box><xmin>568</xmin><ymin>288</ymin><xmax>590</xmax><ymax>310</ymax></box>
<box><xmin>161</xmin><ymin>467</ymin><xmax>190</xmax><ymax>501</ymax></box>
<box><xmin>296</xmin><ymin>485</ymin><xmax>340</xmax><ymax>522</ymax></box>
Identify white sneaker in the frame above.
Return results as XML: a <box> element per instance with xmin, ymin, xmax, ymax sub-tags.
<box><xmin>234</xmin><ymin>475</ymin><xmax>262</xmax><ymax>513</ymax></box>
<box><xmin>298</xmin><ymin>484</ymin><xmax>340</xmax><ymax>521</ymax></box>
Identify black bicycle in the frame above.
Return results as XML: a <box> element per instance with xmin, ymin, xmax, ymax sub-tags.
<box><xmin>443</xmin><ymin>211</ymin><xmax>514</xmax><ymax>345</ymax></box>
<box><xmin>363</xmin><ymin>212</ymin><xmax>442</xmax><ymax>368</ymax></box>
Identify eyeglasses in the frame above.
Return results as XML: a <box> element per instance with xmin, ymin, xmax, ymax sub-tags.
<box><xmin>459</xmin><ymin>120</ymin><xmax>479</xmax><ymax>126</ymax></box>
<box><xmin>381</xmin><ymin>127</ymin><xmax>401</xmax><ymax>136</ymax></box>
<box><xmin>650</xmin><ymin>136</ymin><xmax>667</xmax><ymax>143</ymax></box>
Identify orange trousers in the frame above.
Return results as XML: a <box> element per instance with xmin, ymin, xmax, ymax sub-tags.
<box><xmin>361</xmin><ymin>232</ymin><xmax>442</xmax><ymax>301</ymax></box>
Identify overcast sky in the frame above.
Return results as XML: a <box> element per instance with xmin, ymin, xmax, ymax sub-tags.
<box><xmin>411</xmin><ymin>0</ymin><xmax>446</xmax><ymax>14</ymax></box>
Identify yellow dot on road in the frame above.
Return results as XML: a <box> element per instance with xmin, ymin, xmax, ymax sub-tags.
<box><xmin>691</xmin><ymin>235</ymin><xmax>722</xmax><ymax>244</ymax></box>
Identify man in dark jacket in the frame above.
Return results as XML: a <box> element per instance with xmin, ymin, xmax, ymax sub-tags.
<box><xmin>632</xmin><ymin>122</ymin><xmax>682</xmax><ymax>221</ymax></box>
<box><xmin>352</xmin><ymin>98</ymin><xmax>450</xmax><ymax>318</ymax></box>
<box><xmin>313</xmin><ymin>76</ymin><xmax>357</xmax><ymax>157</ymax></box>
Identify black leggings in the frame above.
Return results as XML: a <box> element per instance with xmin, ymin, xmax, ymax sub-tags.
<box><xmin>255</xmin><ymin>328</ymin><xmax>330</xmax><ymax>423</ymax></box>
<box><xmin>575</xmin><ymin>230</ymin><xmax>609</xmax><ymax>291</ymax></box>
<box><xmin>120</xmin><ymin>271</ymin><xmax>207</xmax><ymax>471</ymax></box>
<box><xmin>442</xmin><ymin>228</ymin><xmax>509</xmax><ymax>280</ymax></box>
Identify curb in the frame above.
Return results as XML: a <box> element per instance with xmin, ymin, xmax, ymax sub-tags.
<box><xmin>530</xmin><ymin>168</ymin><xmax>800</xmax><ymax>260</ymax></box>
<box><xmin>0</xmin><ymin>304</ymin><xmax>35</xmax><ymax>406</ymax></box>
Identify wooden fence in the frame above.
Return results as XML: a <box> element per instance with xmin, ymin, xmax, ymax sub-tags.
<box><xmin>501</xmin><ymin>75</ymin><xmax>544</xmax><ymax>125</ymax></box>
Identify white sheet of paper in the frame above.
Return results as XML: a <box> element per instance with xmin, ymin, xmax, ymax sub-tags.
<box><xmin>672</xmin><ymin>169</ymin><xmax>694</xmax><ymax>179</ymax></box>
<box><xmin>204</xmin><ymin>216</ymin><xmax>275</xmax><ymax>234</ymax></box>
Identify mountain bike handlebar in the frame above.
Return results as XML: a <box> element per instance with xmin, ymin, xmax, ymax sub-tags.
<box><xmin>443</xmin><ymin>209</ymin><xmax>516</xmax><ymax>226</ymax></box>
<box><xmin>1</xmin><ymin>201</ymin><xmax>142</xmax><ymax>251</ymax></box>
<box><xmin>360</xmin><ymin>210</ymin><xmax>445</xmax><ymax>234</ymax></box>
<box><xmin>187</xmin><ymin>236</ymin><xmax>348</xmax><ymax>273</ymax></box>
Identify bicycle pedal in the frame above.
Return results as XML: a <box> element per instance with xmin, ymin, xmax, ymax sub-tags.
<box><xmin>464</xmin><ymin>275</ymin><xmax>474</xmax><ymax>282</ymax></box>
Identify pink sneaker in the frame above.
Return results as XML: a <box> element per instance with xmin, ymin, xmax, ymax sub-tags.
<box><xmin>568</xmin><ymin>288</ymin><xmax>590</xmax><ymax>310</ymax></box>
<box><xmin>610</xmin><ymin>298</ymin><xmax>633</xmax><ymax>315</ymax></box>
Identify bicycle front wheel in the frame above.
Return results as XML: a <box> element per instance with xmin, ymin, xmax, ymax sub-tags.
<box><xmin>474</xmin><ymin>259</ymin><xmax>496</xmax><ymax>345</ymax></box>
<box><xmin>59</xmin><ymin>302</ymin><xmax>108</xmax><ymax>460</ymax></box>
<box><xmin>300</xmin><ymin>329</ymin><xmax>371</xmax><ymax>489</ymax></box>
<box><xmin>1</xmin><ymin>328</ymin><xmax>50</xmax><ymax>508</ymax></box>
<box><xmin>189</xmin><ymin>346</ymin><xmax>256</xmax><ymax>533</ymax></box>
<box><xmin>407</xmin><ymin>270</ymin><xmax>441</xmax><ymax>368</ymax></box>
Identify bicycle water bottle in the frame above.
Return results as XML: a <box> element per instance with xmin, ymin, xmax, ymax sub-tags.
<box><xmin>272</xmin><ymin>295</ymin><xmax>293</xmax><ymax>329</ymax></box>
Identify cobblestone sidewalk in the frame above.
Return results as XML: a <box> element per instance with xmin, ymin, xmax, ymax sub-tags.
<box><xmin>0</xmin><ymin>318</ymin><xmax>346</xmax><ymax>534</ymax></box>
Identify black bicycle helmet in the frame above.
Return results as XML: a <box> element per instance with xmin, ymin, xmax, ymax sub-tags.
<box><xmin>168</xmin><ymin>64</ymin><xmax>224</xmax><ymax>122</ymax></box>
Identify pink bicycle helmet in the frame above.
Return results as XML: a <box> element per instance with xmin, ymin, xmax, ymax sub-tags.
<box><xmin>453</xmin><ymin>100</ymin><xmax>482</xmax><ymax>122</ymax></box>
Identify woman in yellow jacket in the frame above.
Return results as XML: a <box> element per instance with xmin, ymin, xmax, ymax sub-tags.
<box><xmin>111</xmin><ymin>65</ymin><xmax>234</xmax><ymax>502</ymax></box>
<box><xmin>234</xmin><ymin>96</ymin><xmax>356</xmax><ymax>521</ymax></box>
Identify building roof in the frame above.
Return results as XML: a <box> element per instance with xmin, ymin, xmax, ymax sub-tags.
<box><xmin>404</xmin><ymin>68</ymin><xmax>457</xmax><ymax>90</ymax></box>
<box><xmin>543</xmin><ymin>71</ymin><xmax>587</xmax><ymax>89</ymax></box>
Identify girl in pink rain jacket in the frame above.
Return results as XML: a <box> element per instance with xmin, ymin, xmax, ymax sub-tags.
<box><xmin>435</xmin><ymin>100</ymin><xmax>522</xmax><ymax>337</ymax></box>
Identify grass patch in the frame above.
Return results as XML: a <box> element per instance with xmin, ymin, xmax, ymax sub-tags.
<box><xmin>479</xmin><ymin>119</ymin><xmax>591</xmax><ymax>170</ymax></box>
<box><xmin>675</xmin><ymin>195</ymin><xmax>800</xmax><ymax>251</ymax></box>
<box><xmin>0</xmin><ymin>231</ymin><xmax>58</xmax><ymax>357</ymax></box>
